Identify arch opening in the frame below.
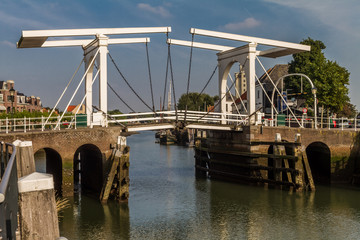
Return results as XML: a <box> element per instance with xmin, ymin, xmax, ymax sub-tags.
<box><xmin>73</xmin><ymin>144</ymin><xmax>103</xmax><ymax>196</ymax></box>
<box><xmin>34</xmin><ymin>148</ymin><xmax>63</xmax><ymax>195</ymax></box>
<box><xmin>306</xmin><ymin>142</ymin><xmax>331</xmax><ymax>184</ymax></box>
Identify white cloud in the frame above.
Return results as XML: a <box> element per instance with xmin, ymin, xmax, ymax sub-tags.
<box><xmin>0</xmin><ymin>10</ymin><xmax>49</xmax><ymax>29</ymax></box>
<box><xmin>223</xmin><ymin>18</ymin><xmax>261</xmax><ymax>31</ymax></box>
<box><xmin>137</xmin><ymin>3</ymin><xmax>171</xmax><ymax>18</ymax></box>
<box><xmin>0</xmin><ymin>40</ymin><xmax>15</xmax><ymax>48</ymax></box>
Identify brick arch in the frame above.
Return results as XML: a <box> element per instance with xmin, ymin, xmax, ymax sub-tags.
<box><xmin>73</xmin><ymin>143</ymin><xmax>104</xmax><ymax>196</ymax></box>
<box><xmin>34</xmin><ymin>147</ymin><xmax>63</xmax><ymax>195</ymax></box>
<box><xmin>306</xmin><ymin>141</ymin><xmax>331</xmax><ymax>184</ymax></box>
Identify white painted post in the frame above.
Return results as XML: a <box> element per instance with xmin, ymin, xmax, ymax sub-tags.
<box><xmin>98</xmin><ymin>35</ymin><xmax>108</xmax><ymax>126</ymax></box>
<box><xmin>24</xmin><ymin>116</ymin><xmax>26</xmax><ymax>133</ymax></box>
<box><xmin>341</xmin><ymin>117</ymin><xmax>344</xmax><ymax>130</ymax></box>
<box><xmin>6</xmin><ymin>117</ymin><xmax>8</xmax><ymax>134</ymax></box>
<box><xmin>246</xmin><ymin>43</ymin><xmax>257</xmax><ymax>125</ymax></box>
<box><xmin>74</xmin><ymin>114</ymin><xmax>77</xmax><ymax>130</ymax></box>
<box><xmin>41</xmin><ymin>116</ymin><xmax>44</xmax><ymax>131</ymax></box>
<box><xmin>14</xmin><ymin>118</ymin><xmax>16</xmax><ymax>132</ymax></box>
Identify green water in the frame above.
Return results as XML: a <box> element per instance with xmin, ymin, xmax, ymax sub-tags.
<box><xmin>59</xmin><ymin>131</ymin><xmax>360</xmax><ymax>240</ymax></box>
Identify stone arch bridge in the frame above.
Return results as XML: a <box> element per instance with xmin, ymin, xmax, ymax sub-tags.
<box><xmin>0</xmin><ymin>126</ymin><xmax>128</xmax><ymax>196</ymax></box>
<box><xmin>0</xmin><ymin>125</ymin><xmax>359</xmax><ymax>197</ymax></box>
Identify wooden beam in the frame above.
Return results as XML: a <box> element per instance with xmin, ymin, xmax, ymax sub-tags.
<box><xmin>190</xmin><ymin>28</ymin><xmax>310</xmax><ymax>52</ymax></box>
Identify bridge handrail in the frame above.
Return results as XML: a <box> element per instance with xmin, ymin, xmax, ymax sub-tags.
<box><xmin>0</xmin><ymin>142</ymin><xmax>18</xmax><ymax>239</ymax></box>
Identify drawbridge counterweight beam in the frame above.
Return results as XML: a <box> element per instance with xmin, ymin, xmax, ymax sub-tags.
<box><xmin>17</xmin><ymin>27</ymin><xmax>171</xmax><ymax>48</ymax></box>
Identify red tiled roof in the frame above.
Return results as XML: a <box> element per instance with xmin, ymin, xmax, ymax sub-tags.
<box><xmin>67</xmin><ymin>105</ymin><xmax>76</xmax><ymax>112</ymax></box>
<box><xmin>234</xmin><ymin>92</ymin><xmax>247</xmax><ymax>104</ymax></box>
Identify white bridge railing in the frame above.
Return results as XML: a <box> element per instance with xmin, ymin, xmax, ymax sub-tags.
<box><xmin>108</xmin><ymin>110</ymin><xmax>249</xmax><ymax>125</ymax></box>
<box><xmin>0</xmin><ymin>110</ymin><xmax>358</xmax><ymax>133</ymax></box>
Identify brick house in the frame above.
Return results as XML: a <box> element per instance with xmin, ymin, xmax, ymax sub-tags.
<box><xmin>0</xmin><ymin>80</ymin><xmax>42</xmax><ymax>113</ymax></box>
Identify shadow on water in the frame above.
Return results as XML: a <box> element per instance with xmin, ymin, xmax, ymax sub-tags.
<box><xmin>59</xmin><ymin>131</ymin><xmax>360</xmax><ymax>240</ymax></box>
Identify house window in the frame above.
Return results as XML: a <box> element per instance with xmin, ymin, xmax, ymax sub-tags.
<box><xmin>0</xmin><ymin>94</ymin><xmax>3</xmax><ymax>102</ymax></box>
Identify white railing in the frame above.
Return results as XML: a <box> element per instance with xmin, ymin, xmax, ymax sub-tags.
<box><xmin>0</xmin><ymin>115</ymin><xmax>87</xmax><ymax>133</ymax></box>
<box><xmin>262</xmin><ymin>114</ymin><xmax>359</xmax><ymax>131</ymax></box>
<box><xmin>108</xmin><ymin>110</ymin><xmax>249</xmax><ymax>125</ymax></box>
<box><xmin>0</xmin><ymin>111</ymin><xmax>359</xmax><ymax>134</ymax></box>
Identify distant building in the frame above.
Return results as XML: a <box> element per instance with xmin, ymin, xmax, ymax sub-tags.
<box><xmin>0</xmin><ymin>80</ymin><xmax>42</xmax><ymax>113</ymax></box>
<box><xmin>67</xmin><ymin>104</ymin><xmax>85</xmax><ymax>114</ymax></box>
<box><xmin>231</xmin><ymin>64</ymin><xmax>307</xmax><ymax>115</ymax></box>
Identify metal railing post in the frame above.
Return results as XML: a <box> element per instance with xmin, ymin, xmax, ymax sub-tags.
<box><xmin>5</xmin><ymin>118</ymin><xmax>8</xmax><ymax>134</ymax></box>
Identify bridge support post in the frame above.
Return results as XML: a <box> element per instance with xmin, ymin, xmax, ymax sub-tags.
<box><xmin>83</xmin><ymin>34</ymin><xmax>109</xmax><ymax>127</ymax></box>
<box><xmin>217</xmin><ymin>43</ymin><xmax>257</xmax><ymax>124</ymax></box>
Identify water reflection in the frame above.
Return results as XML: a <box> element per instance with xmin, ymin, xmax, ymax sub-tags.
<box><xmin>60</xmin><ymin>131</ymin><xmax>360</xmax><ymax>240</ymax></box>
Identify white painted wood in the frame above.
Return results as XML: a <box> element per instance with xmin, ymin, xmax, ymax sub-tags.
<box><xmin>190</xmin><ymin>28</ymin><xmax>310</xmax><ymax>51</ymax></box>
<box><xmin>167</xmin><ymin>39</ymin><xmax>233</xmax><ymax>52</ymax></box>
<box><xmin>22</xmin><ymin>27</ymin><xmax>171</xmax><ymax>38</ymax></box>
<box><xmin>127</xmin><ymin>124</ymin><xmax>175</xmax><ymax>132</ymax></box>
<box><xmin>18</xmin><ymin>172</ymin><xmax>54</xmax><ymax>193</ymax></box>
<box><xmin>41</xmin><ymin>38</ymin><xmax>150</xmax><ymax>48</ymax></box>
<box><xmin>186</xmin><ymin>124</ymin><xmax>233</xmax><ymax>131</ymax></box>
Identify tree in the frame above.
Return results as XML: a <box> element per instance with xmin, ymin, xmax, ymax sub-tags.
<box><xmin>337</xmin><ymin>102</ymin><xmax>357</xmax><ymax>118</ymax></box>
<box><xmin>287</xmin><ymin>38</ymin><xmax>351</xmax><ymax>114</ymax></box>
<box><xmin>177</xmin><ymin>92</ymin><xmax>216</xmax><ymax>111</ymax></box>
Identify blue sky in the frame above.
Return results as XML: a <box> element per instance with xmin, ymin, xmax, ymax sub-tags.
<box><xmin>0</xmin><ymin>0</ymin><xmax>359</xmax><ymax>112</ymax></box>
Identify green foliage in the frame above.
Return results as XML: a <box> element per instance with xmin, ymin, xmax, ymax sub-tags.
<box><xmin>0</xmin><ymin>110</ymin><xmax>51</xmax><ymax>119</ymax></box>
<box><xmin>177</xmin><ymin>92</ymin><xmax>216</xmax><ymax>111</ymax></box>
<box><xmin>108</xmin><ymin>109</ymin><xmax>123</xmax><ymax>115</ymax></box>
<box><xmin>287</xmin><ymin>37</ymin><xmax>351</xmax><ymax>114</ymax></box>
<box><xmin>337</xmin><ymin>102</ymin><xmax>357</xmax><ymax>118</ymax></box>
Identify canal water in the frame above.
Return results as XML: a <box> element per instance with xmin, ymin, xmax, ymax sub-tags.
<box><xmin>59</xmin><ymin>131</ymin><xmax>360</xmax><ymax>239</ymax></box>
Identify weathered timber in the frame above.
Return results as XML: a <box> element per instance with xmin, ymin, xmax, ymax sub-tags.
<box><xmin>301</xmin><ymin>150</ymin><xmax>315</xmax><ymax>191</ymax></box>
<box><xmin>250</xmin><ymin>141</ymin><xmax>301</xmax><ymax>146</ymax></box>
<box><xmin>199</xmin><ymin>147</ymin><xmax>298</xmax><ymax>160</ymax></box>
<box><xmin>195</xmin><ymin>165</ymin><xmax>300</xmax><ymax>188</ymax></box>
<box><xmin>293</xmin><ymin>134</ymin><xmax>305</xmax><ymax>191</ymax></box>
<box><xmin>13</xmin><ymin>140</ymin><xmax>35</xmax><ymax>178</ymax></box>
<box><xmin>197</xmin><ymin>156</ymin><xmax>299</xmax><ymax>173</ymax></box>
<box><xmin>18</xmin><ymin>173</ymin><xmax>59</xmax><ymax>240</ymax></box>
<box><xmin>296</xmin><ymin>133</ymin><xmax>315</xmax><ymax>191</ymax></box>
<box><xmin>119</xmin><ymin>150</ymin><xmax>130</xmax><ymax>202</ymax></box>
<box><xmin>100</xmin><ymin>136</ymin><xmax>130</xmax><ymax>203</ymax></box>
<box><xmin>100</xmin><ymin>149</ymin><xmax>119</xmax><ymax>203</ymax></box>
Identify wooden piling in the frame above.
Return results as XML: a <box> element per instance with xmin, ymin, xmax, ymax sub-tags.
<box><xmin>13</xmin><ymin>140</ymin><xmax>35</xmax><ymax>178</ymax></box>
<box><xmin>18</xmin><ymin>172</ymin><xmax>59</xmax><ymax>240</ymax></box>
<box><xmin>100</xmin><ymin>136</ymin><xmax>130</xmax><ymax>203</ymax></box>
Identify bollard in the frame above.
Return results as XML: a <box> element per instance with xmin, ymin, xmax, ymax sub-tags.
<box><xmin>18</xmin><ymin>172</ymin><xmax>60</xmax><ymax>240</ymax></box>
